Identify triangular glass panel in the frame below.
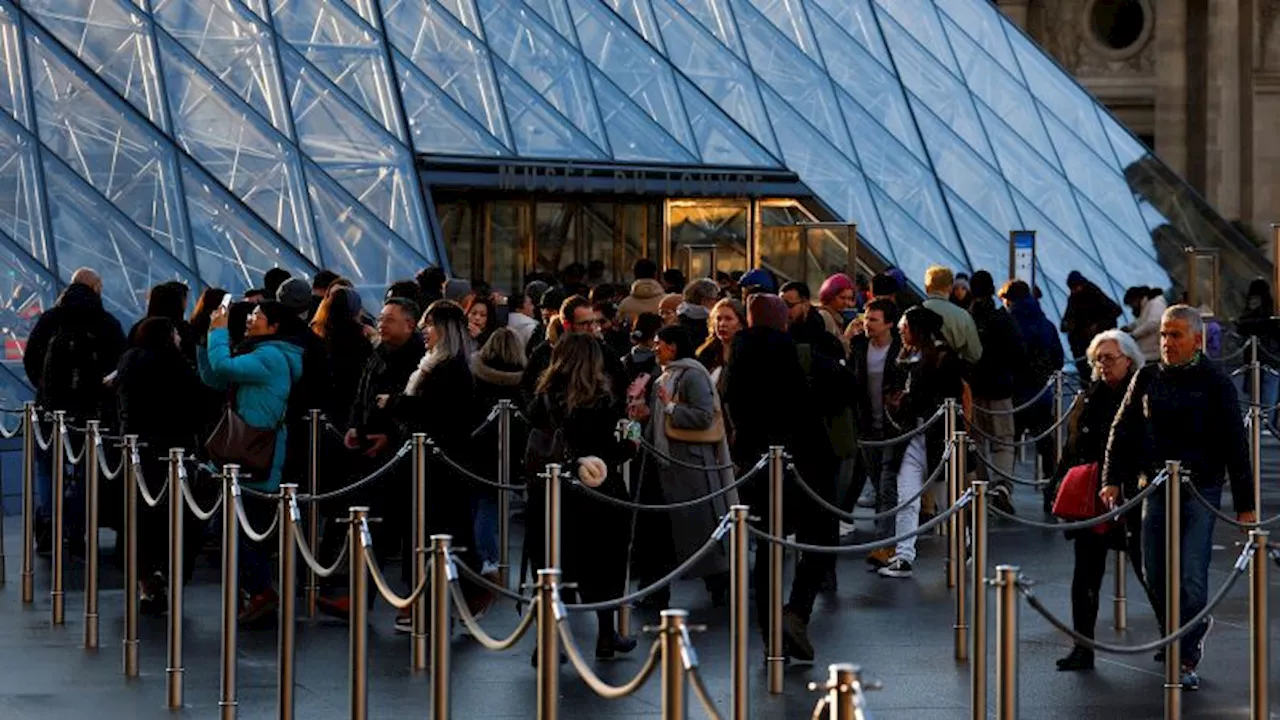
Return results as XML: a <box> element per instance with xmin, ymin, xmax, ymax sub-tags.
<box><xmin>870</xmin><ymin>183</ymin><xmax>965</xmax><ymax>287</ymax></box>
<box><xmin>942</xmin><ymin>186</ymin><xmax>1011</xmax><ymax>280</ymax></box>
<box><xmin>568</xmin><ymin>0</ymin><xmax>697</xmax><ymax>157</ymax></box>
<box><xmin>976</xmin><ymin>102</ymin><xmax>1096</xmax><ymax>261</ymax></box>
<box><xmin>477</xmin><ymin>0</ymin><xmax>609</xmax><ymax>154</ymax></box>
<box><xmin>303</xmin><ymin>160</ymin><xmax>431</xmax><ymax>313</ymax></box>
<box><xmin>41</xmin><ymin>151</ymin><xmax>197</xmax><ymax>322</ymax></box>
<box><xmin>523</xmin><ymin>0</ymin><xmax>579</xmax><ymax>46</ymax></box>
<box><xmin>0</xmin><ymin>2</ymin><xmax>30</xmax><ymax>129</ymax></box>
<box><xmin>934</xmin><ymin>0</ymin><xmax>1020</xmax><ymax>77</ymax></box>
<box><xmin>1102</xmin><ymin>112</ymin><xmax>1150</xmax><ymax>169</ymax></box>
<box><xmin>911</xmin><ymin>102</ymin><xmax>1021</xmax><ymax>240</ymax></box>
<box><xmin>1040</xmin><ymin>110</ymin><xmax>1149</xmax><ymax>250</ymax></box>
<box><xmin>1009</xmin><ymin>188</ymin><xmax>1111</xmax><ymax>301</ymax></box>
<box><xmin>394</xmin><ymin>53</ymin><xmax>508</xmax><ymax>157</ymax></box>
<box><xmin>809</xmin><ymin>0</ymin><xmax>889</xmax><ymax>68</ymax></box>
<box><xmin>22</xmin><ymin>0</ymin><xmax>166</xmax><ymax>127</ymax></box>
<box><xmin>151</xmin><ymin>0</ymin><xmax>292</xmax><ymax>137</ymax></box>
<box><xmin>838</xmin><ymin>89</ymin><xmax>965</xmax><ymax>264</ymax></box>
<box><xmin>603</xmin><ymin>0</ymin><xmax>666</xmax><ymax>52</ymax></box>
<box><xmin>493</xmin><ymin>57</ymin><xmax>605</xmax><ymax>160</ymax></box>
<box><xmin>157</xmin><ymin>33</ymin><xmax>317</xmax><ymax>262</ymax></box>
<box><xmin>279</xmin><ymin>45</ymin><xmax>432</xmax><ymax>256</ymax></box>
<box><xmin>671</xmin><ymin>0</ymin><xmax>747</xmax><ymax>59</ymax></box>
<box><xmin>0</xmin><ymin>231</ymin><xmax>57</xmax><ymax>364</ymax></box>
<box><xmin>0</xmin><ymin>114</ymin><xmax>50</xmax><ymax>265</ymax></box>
<box><xmin>269</xmin><ymin>0</ymin><xmax>405</xmax><ymax>141</ymax></box>
<box><xmin>747</xmin><ymin>0</ymin><xmax>821</xmax><ymax>67</ymax></box>
<box><xmin>437</xmin><ymin>0</ymin><xmax>484</xmax><ymax>37</ymax></box>
<box><xmin>181</xmin><ymin>159</ymin><xmax>313</xmax><ymax>297</ymax></box>
<box><xmin>239</xmin><ymin>0</ymin><xmax>271</xmax><ymax>22</ymax></box>
<box><xmin>650</xmin><ymin>0</ymin><xmax>779</xmax><ymax>157</ymax></box>
<box><xmin>1004</xmin><ymin>24</ymin><xmax>1114</xmax><ymax>162</ymax></box>
<box><xmin>26</xmin><ymin>31</ymin><xmax>189</xmax><ymax>264</ymax></box>
<box><xmin>1075</xmin><ymin>191</ymin><xmax>1164</xmax><ymax>295</ymax></box>
<box><xmin>942</xmin><ymin>15</ymin><xmax>1054</xmax><ymax>166</ymax></box>
<box><xmin>588</xmin><ymin>67</ymin><xmax>694</xmax><ymax>163</ymax></box>
<box><xmin>872</xmin><ymin>0</ymin><xmax>959</xmax><ymax>75</ymax></box>
<box><xmin>731</xmin><ymin>0</ymin><xmax>851</xmax><ymax>157</ymax></box>
<box><xmin>876</xmin><ymin>11</ymin><xmax>994</xmax><ymax>165</ymax></box>
<box><xmin>808</xmin><ymin>5</ymin><xmax>924</xmax><ymax>162</ymax></box>
<box><xmin>676</xmin><ymin>75</ymin><xmax>777</xmax><ymax>167</ymax></box>
<box><xmin>760</xmin><ymin>85</ymin><xmax>887</xmax><ymax>255</ymax></box>
<box><xmin>379</xmin><ymin>0</ymin><xmax>510</xmax><ymax>149</ymax></box>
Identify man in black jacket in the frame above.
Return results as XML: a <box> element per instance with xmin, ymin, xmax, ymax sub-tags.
<box><xmin>276</xmin><ymin>278</ymin><xmax>333</xmax><ymax>486</ymax></box>
<box><xmin>23</xmin><ymin>268</ymin><xmax>126</xmax><ymax>553</ymax></box>
<box><xmin>847</xmin><ymin>300</ymin><xmax>906</xmax><ymax>548</ymax></box>
<box><xmin>1102</xmin><ymin>305</ymin><xmax>1254</xmax><ymax>691</ymax></box>
<box><xmin>968</xmin><ymin>271</ymin><xmax>1025</xmax><ymax>513</ymax></box>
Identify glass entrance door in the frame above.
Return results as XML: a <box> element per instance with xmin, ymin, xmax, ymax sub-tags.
<box><xmin>665</xmin><ymin>200</ymin><xmax>749</xmax><ymax>279</ymax></box>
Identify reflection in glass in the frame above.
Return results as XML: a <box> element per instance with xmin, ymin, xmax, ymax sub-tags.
<box><xmin>667</xmin><ymin>201</ymin><xmax>748</xmax><ymax>276</ymax></box>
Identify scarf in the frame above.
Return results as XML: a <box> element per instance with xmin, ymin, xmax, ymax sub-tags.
<box><xmin>406</xmin><ymin>348</ymin><xmax>453</xmax><ymax>396</ymax></box>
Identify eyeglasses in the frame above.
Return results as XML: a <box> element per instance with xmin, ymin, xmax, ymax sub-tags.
<box><xmin>1093</xmin><ymin>353</ymin><xmax>1126</xmax><ymax>366</ymax></box>
<box><xmin>572</xmin><ymin>318</ymin><xmax>603</xmax><ymax>328</ymax></box>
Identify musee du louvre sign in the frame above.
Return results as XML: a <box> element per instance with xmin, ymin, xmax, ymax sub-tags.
<box><xmin>418</xmin><ymin>157</ymin><xmax>806</xmax><ymax>198</ymax></box>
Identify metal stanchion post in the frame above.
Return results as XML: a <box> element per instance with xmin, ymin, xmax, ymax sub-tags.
<box><xmin>430</xmin><ymin>535</ymin><xmax>452</xmax><ymax>720</ymax></box>
<box><xmin>660</xmin><ymin>609</ymin><xmax>688</xmax><ymax>720</ymax></box>
<box><xmin>954</xmin><ymin>431</ymin><xmax>968</xmax><ymax>662</ymax></box>
<box><xmin>1054</xmin><ymin>372</ymin><xmax>1066</xmax><ymax>458</ymax></box>
<box><xmin>219</xmin><ymin>465</ymin><xmax>241</xmax><ymax>719</ymax></box>
<box><xmin>730</xmin><ymin>505</ymin><xmax>749</xmax><ymax>720</ymax></box>
<box><xmin>995</xmin><ymin>565</ymin><xmax>1019</xmax><ymax>720</ymax></box>
<box><xmin>1250</xmin><ymin>529</ymin><xmax>1269</xmax><ymax>720</ymax></box>
<box><xmin>1113</xmin><ymin>550</ymin><xmax>1128</xmax><ymax>630</ymax></box>
<box><xmin>618</xmin><ymin>455</ymin><xmax>631</xmax><ymax>640</ymax></box>
<box><xmin>412</xmin><ymin>433</ymin><xmax>428</xmax><ymax>672</ymax></box>
<box><xmin>84</xmin><ymin>420</ymin><xmax>100</xmax><ymax>649</ymax></box>
<box><xmin>1250</xmin><ymin>408</ymin><xmax>1262</xmax><ymax>522</ymax></box>
<box><xmin>943</xmin><ymin>398</ymin><xmax>957</xmax><ymax>546</ymax></box>
<box><xmin>306</xmin><ymin>409</ymin><xmax>320</xmax><ymax>620</ymax></box>
<box><xmin>1164</xmin><ymin>460</ymin><xmax>1182</xmax><ymax>720</ymax></box>
<box><xmin>971</xmin><ymin>481</ymin><xmax>988</xmax><ymax>720</ymax></box>
<box><xmin>166</xmin><ymin>449</ymin><xmax>186</xmax><ymax>709</ymax></box>
<box><xmin>497</xmin><ymin>399</ymin><xmax>512</xmax><ymax>588</ymax></box>
<box><xmin>811</xmin><ymin>663</ymin><xmax>872</xmax><ymax>720</ymax></box>
<box><xmin>51</xmin><ymin>411</ymin><xmax>65</xmax><ymax>626</ymax></box>
<box><xmin>21</xmin><ymin>401</ymin><xmax>34</xmax><ymax>604</ymax></box>
<box><xmin>349</xmin><ymin>507</ymin><xmax>370</xmax><ymax>720</ymax></box>
<box><xmin>767</xmin><ymin>446</ymin><xmax>785</xmax><ymax>694</ymax></box>
<box><xmin>278</xmin><ymin>484</ymin><xmax>299</xmax><ymax>720</ymax></box>
<box><xmin>123</xmin><ymin>435</ymin><xmax>139</xmax><ymax>679</ymax></box>
<box><xmin>545</xmin><ymin>463</ymin><xmax>561</xmax><ymax>569</ymax></box>
<box><xmin>536</xmin><ymin>568</ymin><xmax>560</xmax><ymax>720</ymax></box>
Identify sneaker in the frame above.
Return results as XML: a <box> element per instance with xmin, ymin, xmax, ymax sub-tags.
<box><xmin>1180</xmin><ymin>664</ymin><xmax>1200</xmax><ymax>691</ymax></box>
<box><xmin>595</xmin><ymin>632</ymin><xmax>638</xmax><ymax>660</ymax></box>
<box><xmin>991</xmin><ymin>487</ymin><xmax>1016</xmax><ymax>516</ymax></box>
<box><xmin>782</xmin><ymin>607</ymin><xmax>815</xmax><ymax>664</ymax></box>
<box><xmin>838</xmin><ymin>521</ymin><xmax>857</xmax><ymax>538</ymax></box>
<box><xmin>394</xmin><ymin>608</ymin><xmax>413</xmax><ymax>634</ymax></box>
<box><xmin>238</xmin><ymin>589</ymin><xmax>279</xmax><ymax>624</ymax></box>
<box><xmin>865</xmin><ymin>547</ymin><xmax>894</xmax><ymax>570</ymax></box>
<box><xmin>1185</xmin><ymin>616</ymin><xmax>1214</xmax><ymax>669</ymax></box>
<box><xmin>1055</xmin><ymin>646</ymin><xmax>1094</xmax><ymax>671</ymax></box>
<box><xmin>877</xmin><ymin>556</ymin><xmax>914</xmax><ymax>578</ymax></box>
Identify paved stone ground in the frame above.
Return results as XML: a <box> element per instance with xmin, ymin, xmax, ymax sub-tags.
<box><xmin>0</xmin><ymin>445</ymin><xmax>1277</xmax><ymax>719</ymax></box>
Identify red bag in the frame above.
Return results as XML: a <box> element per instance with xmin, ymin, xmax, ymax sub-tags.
<box><xmin>1052</xmin><ymin>462</ymin><xmax>1103</xmax><ymax>519</ymax></box>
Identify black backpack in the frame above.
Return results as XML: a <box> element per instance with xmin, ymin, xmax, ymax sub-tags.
<box><xmin>41</xmin><ymin>323</ymin><xmax>103</xmax><ymax>419</ymax></box>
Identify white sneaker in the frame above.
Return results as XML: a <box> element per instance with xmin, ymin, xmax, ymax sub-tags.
<box><xmin>839</xmin><ymin>521</ymin><xmax>857</xmax><ymax>537</ymax></box>
<box><xmin>877</xmin><ymin>556</ymin><xmax>914</xmax><ymax>578</ymax></box>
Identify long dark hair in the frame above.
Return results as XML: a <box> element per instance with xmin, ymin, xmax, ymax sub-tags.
<box><xmin>537</xmin><ymin>333</ymin><xmax>610</xmax><ymax>411</ymax></box>
<box><xmin>190</xmin><ymin>287</ymin><xmax>228</xmax><ymax>338</ymax></box>
<box><xmin>134</xmin><ymin>317</ymin><xmax>178</xmax><ymax>353</ymax></box>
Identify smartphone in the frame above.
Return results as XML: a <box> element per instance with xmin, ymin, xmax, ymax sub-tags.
<box><xmin>219</xmin><ymin>293</ymin><xmax>233</xmax><ymax>311</ymax></box>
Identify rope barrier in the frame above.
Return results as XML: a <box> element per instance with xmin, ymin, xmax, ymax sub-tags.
<box><xmin>293</xmin><ymin>528</ymin><xmax>348</xmax><ymax>578</ymax></box>
<box><xmin>469</xmin><ymin>403</ymin><xmax>504</xmax><ymax>439</ymax></box>
<box><xmin>972</xmin><ymin>378</ymin><xmax>1056</xmax><ymax>416</ymax></box>
<box><xmin>860</xmin><ymin>406</ymin><xmax>946</xmax><ymax>448</ymax></box>
<box><xmin>987</xmin><ymin>475</ymin><xmax>1165</xmax><ymax>531</ymax></box>
<box><xmin>454</xmin><ymin>557</ymin><xmax>533</xmax><ymax>603</ymax></box>
<box><xmin>0</xmin><ymin>405</ymin><xmax>27</xmax><ymax>414</ymax></box>
<box><xmin>30</xmin><ymin>409</ymin><xmax>50</xmax><ymax>451</ymax></box>
<box><xmin>688</xmin><ymin>662</ymin><xmax>723</xmax><ymax>720</ymax></box>
<box><xmin>97</xmin><ymin>437</ymin><xmax>127</xmax><ymax>480</ymax></box>
<box><xmin>450</xmin><ymin>579</ymin><xmax>537</xmax><ymax>651</ymax></box>
<box><xmin>432</xmin><ymin>444</ymin><xmax>527</xmax><ymax>491</ymax></box>
<box><xmin>636</xmin><ymin>435</ymin><xmax>737</xmax><ymax>471</ymax></box>
<box><xmin>559</xmin><ymin>620</ymin><xmax>661</xmax><ymax>699</ymax></box>
<box><xmin>134</xmin><ymin>461</ymin><xmax>169</xmax><ymax>508</ymax></box>
<box><xmin>60</xmin><ymin>426</ymin><xmax>86</xmax><ymax>465</ymax></box>
<box><xmin>0</xmin><ymin>419</ymin><xmax>18</xmax><ymax>438</ymax></box>
<box><xmin>788</xmin><ymin>445</ymin><xmax>951</xmax><ymax>523</ymax></box>
<box><xmin>564</xmin><ymin>454</ymin><xmax>768</xmax><ymax>512</ymax></box>
<box><xmin>232</xmin><ymin>493</ymin><xmax>278</xmax><ymax>543</ymax></box>
<box><xmin>970</xmin><ymin>449</ymin><xmax>1056</xmax><ymax>486</ymax></box>
<box><xmin>968</xmin><ymin>395</ymin><xmax>1080</xmax><ymax>448</ymax></box>
<box><xmin>1181</xmin><ymin>479</ymin><xmax>1280</xmax><ymax>529</ymax></box>
<box><xmin>179</xmin><ymin>473</ymin><xmax>222</xmax><ymax>521</ymax></box>
<box><xmin>747</xmin><ymin>489</ymin><xmax>974</xmax><ymax>555</ymax></box>
<box><xmin>298</xmin><ymin>441</ymin><xmax>411</xmax><ymax>503</ymax></box>
<box><xmin>1017</xmin><ymin>540</ymin><xmax>1253</xmax><ymax>654</ymax></box>
<box><xmin>363</xmin><ymin>541</ymin><xmax>430</xmax><ymax>611</ymax></box>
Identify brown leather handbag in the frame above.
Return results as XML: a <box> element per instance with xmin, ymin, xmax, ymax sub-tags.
<box><xmin>664</xmin><ymin>395</ymin><xmax>726</xmax><ymax>444</ymax></box>
<box><xmin>205</xmin><ymin>395</ymin><xmax>282</xmax><ymax>475</ymax></box>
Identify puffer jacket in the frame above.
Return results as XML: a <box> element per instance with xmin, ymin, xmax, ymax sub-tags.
<box><xmin>1127</xmin><ymin>295</ymin><xmax>1167</xmax><ymax>362</ymax></box>
<box><xmin>198</xmin><ymin>327</ymin><xmax>305</xmax><ymax>491</ymax></box>
<box><xmin>618</xmin><ymin>278</ymin><xmax>666</xmax><ymax>325</ymax></box>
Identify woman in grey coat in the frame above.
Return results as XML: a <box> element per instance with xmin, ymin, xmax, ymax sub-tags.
<box><xmin>641</xmin><ymin>324</ymin><xmax>738</xmax><ymax>604</ymax></box>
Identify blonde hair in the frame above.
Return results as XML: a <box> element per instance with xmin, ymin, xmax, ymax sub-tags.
<box><xmin>536</xmin><ymin>333</ymin><xmax>610</xmax><ymax>410</ymax></box>
<box><xmin>924</xmin><ymin>265</ymin><xmax>954</xmax><ymax>295</ymax></box>
<box><xmin>545</xmin><ymin>316</ymin><xmax>564</xmax><ymax>346</ymax></box>
<box><xmin>478</xmin><ymin>327</ymin><xmax>526</xmax><ymax>369</ymax></box>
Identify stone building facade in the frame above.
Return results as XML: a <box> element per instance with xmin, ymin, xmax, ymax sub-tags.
<box><xmin>997</xmin><ymin>0</ymin><xmax>1276</xmax><ymax>242</ymax></box>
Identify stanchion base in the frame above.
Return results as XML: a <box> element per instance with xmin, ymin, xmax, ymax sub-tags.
<box><xmin>84</xmin><ymin>617</ymin><xmax>99</xmax><ymax>651</ymax></box>
<box><xmin>123</xmin><ymin>641</ymin><xmax>139</xmax><ymax>679</ymax></box>
<box><xmin>166</xmin><ymin>668</ymin><xmax>184</xmax><ymax>709</ymax></box>
<box><xmin>52</xmin><ymin>593</ymin><xmax>64</xmax><ymax>625</ymax></box>
<box><xmin>21</xmin><ymin>572</ymin><xmax>33</xmax><ymax>604</ymax></box>
<box><xmin>954</xmin><ymin>626</ymin><xmax>969</xmax><ymax>662</ymax></box>
<box><xmin>1113</xmin><ymin>600</ymin><xmax>1127</xmax><ymax>631</ymax></box>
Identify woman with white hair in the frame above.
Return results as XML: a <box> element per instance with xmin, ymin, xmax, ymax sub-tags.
<box><xmin>1051</xmin><ymin>329</ymin><xmax>1154</xmax><ymax>671</ymax></box>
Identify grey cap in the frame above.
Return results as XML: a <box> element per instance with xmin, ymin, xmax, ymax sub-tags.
<box><xmin>443</xmin><ymin>278</ymin><xmax>472</xmax><ymax>303</ymax></box>
<box><xmin>276</xmin><ymin>277</ymin><xmax>313</xmax><ymax>314</ymax></box>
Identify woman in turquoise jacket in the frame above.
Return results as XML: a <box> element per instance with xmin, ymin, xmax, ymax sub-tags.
<box><xmin>199</xmin><ymin>300</ymin><xmax>304</xmax><ymax>622</ymax></box>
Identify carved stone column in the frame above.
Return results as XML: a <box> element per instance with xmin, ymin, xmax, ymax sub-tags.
<box><xmin>1155</xmin><ymin>0</ymin><xmax>1191</xmax><ymax>177</ymax></box>
<box><xmin>1207</xmin><ymin>0</ymin><xmax>1254</xmax><ymax>221</ymax></box>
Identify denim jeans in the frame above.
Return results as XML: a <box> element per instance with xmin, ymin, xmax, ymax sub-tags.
<box><xmin>1142</xmin><ymin>483</ymin><xmax>1220</xmax><ymax>663</ymax></box>
<box><xmin>237</xmin><ymin>495</ymin><xmax>276</xmax><ymax>595</ymax></box>
<box><xmin>471</xmin><ymin>493</ymin><xmax>500</xmax><ymax>572</ymax></box>
<box><xmin>1234</xmin><ymin>371</ymin><xmax>1279</xmax><ymax>427</ymax></box>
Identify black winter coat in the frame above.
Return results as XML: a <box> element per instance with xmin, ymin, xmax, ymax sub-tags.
<box><xmin>969</xmin><ymin>298</ymin><xmax>1024</xmax><ymax>401</ymax></box>
<box><xmin>888</xmin><ymin>345</ymin><xmax>965</xmax><ymax>476</ymax></box>
<box><xmin>349</xmin><ymin>333</ymin><xmax>425</xmax><ymax>442</ymax></box>
<box><xmin>850</xmin><ymin>334</ymin><xmax>907</xmax><ymax>435</ymax></box>
<box><xmin>322</xmin><ymin>325</ymin><xmax>373</xmax><ymax>427</ymax></box>
<box><xmin>24</xmin><ymin>283</ymin><xmax>126</xmax><ymax>420</ymax></box>
<box><xmin>1054</xmin><ymin>373</ymin><xmax>1134</xmax><ymax>544</ymax></box>
<box><xmin>116</xmin><ymin>344</ymin><xmax>203</xmax><ymax>454</ymax></box>
<box><xmin>470</xmin><ymin>354</ymin><xmax>527</xmax><ymax>483</ymax></box>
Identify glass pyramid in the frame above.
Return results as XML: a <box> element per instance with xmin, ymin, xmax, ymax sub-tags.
<box><xmin>0</xmin><ymin>0</ymin><xmax>1264</xmax><ymax>408</ymax></box>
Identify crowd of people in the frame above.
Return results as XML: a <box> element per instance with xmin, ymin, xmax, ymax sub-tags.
<box><xmin>16</xmin><ymin>256</ymin><xmax>1265</xmax><ymax>689</ymax></box>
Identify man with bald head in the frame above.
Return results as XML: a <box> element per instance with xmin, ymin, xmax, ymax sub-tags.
<box><xmin>23</xmin><ymin>266</ymin><xmax>126</xmax><ymax>555</ymax></box>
